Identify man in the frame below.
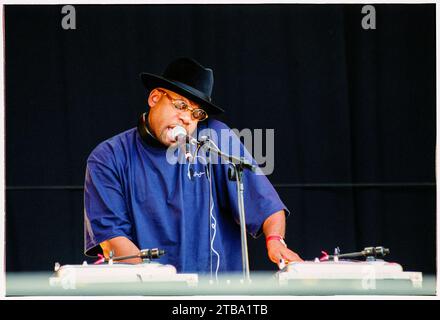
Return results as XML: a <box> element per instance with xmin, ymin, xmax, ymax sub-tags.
<box><xmin>84</xmin><ymin>57</ymin><xmax>302</xmax><ymax>274</ymax></box>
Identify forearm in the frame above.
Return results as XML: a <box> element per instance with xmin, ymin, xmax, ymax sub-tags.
<box><xmin>262</xmin><ymin>210</ymin><xmax>303</xmax><ymax>264</ymax></box>
<box><xmin>100</xmin><ymin>236</ymin><xmax>142</xmax><ymax>264</ymax></box>
<box><xmin>262</xmin><ymin>210</ymin><xmax>286</xmax><ymax>238</ymax></box>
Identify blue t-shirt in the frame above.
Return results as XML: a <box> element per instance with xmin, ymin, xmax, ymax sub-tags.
<box><xmin>84</xmin><ymin>117</ymin><xmax>290</xmax><ymax>274</ymax></box>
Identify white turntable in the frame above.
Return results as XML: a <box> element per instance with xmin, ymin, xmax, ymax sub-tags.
<box><xmin>49</xmin><ymin>248</ymin><xmax>198</xmax><ymax>289</ymax></box>
<box><xmin>276</xmin><ymin>246</ymin><xmax>423</xmax><ymax>288</ymax></box>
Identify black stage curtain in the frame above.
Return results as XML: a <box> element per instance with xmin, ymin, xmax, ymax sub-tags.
<box><xmin>5</xmin><ymin>4</ymin><xmax>436</xmax><ymax>274</ymax></box>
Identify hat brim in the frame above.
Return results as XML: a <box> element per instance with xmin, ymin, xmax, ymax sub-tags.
<box><xmin>140</xmin><ymin>73</ymin><xmax>225</xmax><ymax>115</ymax></box>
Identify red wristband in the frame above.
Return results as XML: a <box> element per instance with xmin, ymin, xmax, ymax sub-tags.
<box><xmin>266</xmin><ymin>235</ymin><xmax>286</xmax><ymax>247</ymax></box>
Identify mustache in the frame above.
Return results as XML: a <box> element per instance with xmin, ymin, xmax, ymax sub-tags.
<box><xmin>157</xmin><ymin>123</ymin><xmax>194</xmax><ymax>143</ymax></box>
<box><xmin>165</xmin><ymin>123</ymin><xmax>194</xmax><ymax>135</ymax></box>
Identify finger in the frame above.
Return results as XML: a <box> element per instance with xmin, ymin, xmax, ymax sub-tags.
<box><xmin>269</xmin><ymin>253</ymin><xmax>283</xmax><ymax>264</ymax></box>
<box><xmin>281</xmin><ymin>250</ymin><xmax>304</xmax><ymax>262</ymax></box>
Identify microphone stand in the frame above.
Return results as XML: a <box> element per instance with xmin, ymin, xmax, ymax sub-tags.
<box><xmin>197</xmin><ymin>137</ymin><xmax>257</xmax><ymax>283</ymax></box>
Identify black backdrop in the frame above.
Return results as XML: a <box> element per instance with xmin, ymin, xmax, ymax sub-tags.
<box><xmin>5</xmin><ymin>4</ymin><xmax>436</xmax><ymax>275</ymax></box>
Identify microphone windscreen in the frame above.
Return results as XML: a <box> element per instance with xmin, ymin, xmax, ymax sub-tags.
<box><xmin>171</xmin><ymin>125</ymin><xmax>187</xmax><ymax>141</ymax></box>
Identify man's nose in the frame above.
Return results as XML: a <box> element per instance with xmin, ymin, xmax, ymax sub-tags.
<box><xmin>177</xmin><ymin>109</ymin><xmax>192</xmax><ymax>125</ymax></box>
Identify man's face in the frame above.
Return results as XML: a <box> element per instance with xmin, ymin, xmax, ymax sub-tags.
<box><xmin>147</xmin><ymin>88</ymin><xmax>203</xmax><ymax>146</ymax></box>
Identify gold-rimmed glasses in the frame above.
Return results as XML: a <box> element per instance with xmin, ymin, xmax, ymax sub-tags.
<box><xmin>157</xmin><ymin>89</ymin><xmax>208</xmax><ymax>121</ymax></box>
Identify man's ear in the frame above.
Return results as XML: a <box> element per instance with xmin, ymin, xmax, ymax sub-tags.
<box><xmin>148</xmin><ymin>88</ymin><xmax>161</xmax><ymax>108</ymax></box>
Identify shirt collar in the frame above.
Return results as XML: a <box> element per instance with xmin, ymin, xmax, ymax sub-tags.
<box><xmin>137</xmin><ymin>111</ymin><xmax>167</xmax><ymax>149</ymax></box>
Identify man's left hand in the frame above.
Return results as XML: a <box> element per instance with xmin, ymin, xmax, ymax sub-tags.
<box><xmin>267</xmin><ymin>240</ymin><xmax>304</xmax><ymax>267</ymax></box>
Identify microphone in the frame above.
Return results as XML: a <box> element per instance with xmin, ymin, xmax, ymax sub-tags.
<box><xmin>171</xmin><ymin>126</ymin><xmax>198</xmax><ymax>161</ymax></box>
<box><xmin>104</xmin><ymin>248</ymin><xmax>165</xmax><ymax>262</ymax></box>
<box><xmin>139</xmin><ymin>248</ymin><xmax>165</xmax><ymax>260</ymax></box>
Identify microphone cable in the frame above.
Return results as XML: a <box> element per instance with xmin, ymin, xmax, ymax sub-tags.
<box><xmin>185</xmin><ymin>136</ymin><xmax>220</xmax><ymax>281</ymax></box>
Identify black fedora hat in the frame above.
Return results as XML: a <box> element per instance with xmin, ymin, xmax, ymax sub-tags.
<box><xmin>140</xmin><ymin>57</ymin><xmax>224</xmax><ymax>115</ymax></box>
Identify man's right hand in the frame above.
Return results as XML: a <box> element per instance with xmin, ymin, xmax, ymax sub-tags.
<box><xmin>100</xmin><ymin>236</ymin><xmax>143</xmax><ymax>264</ymax></box>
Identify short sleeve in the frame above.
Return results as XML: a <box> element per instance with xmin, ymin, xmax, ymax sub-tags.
<box><xmin>84</xmin><ymin>144</ymin><xmax>133</xmax><ymax>257</ymax></box>
<box><xmin>209</xmin><ymin>122</ymin><xmax>291</xmax><ymax>238</ymax></box>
